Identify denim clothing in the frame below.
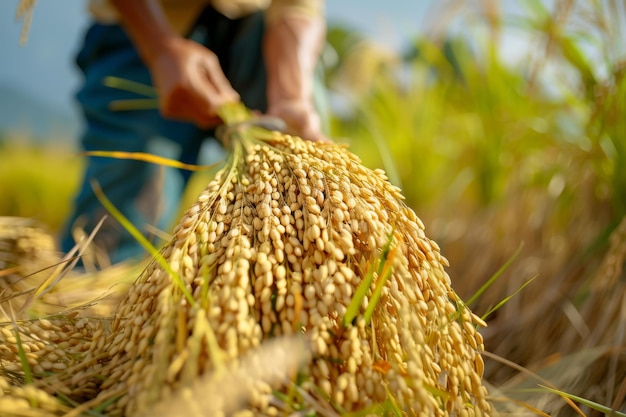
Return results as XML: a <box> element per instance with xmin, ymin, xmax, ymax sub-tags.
<box><xmin>62</xmin><ymin>8</ymin><xmax>270</xmax><ymax>264</ymax></box>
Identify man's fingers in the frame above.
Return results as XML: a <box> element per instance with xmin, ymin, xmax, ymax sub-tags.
<box><xmin>187</xmin><ymin>62</ymin><xmax>238</xmax><ymax>110</ymax></box>
<box><xmin>200</xmin><ymin>58</ymin><xmax>239</xmax><ymax>103</ymax></box>
<box><xmin>152</xmin><ymin>40</ymin><xmax>240</xmax><ymax>129</ymax></box>
<box><xmin>161</xmin><ymin>73</ymin><xmax>238</xmax><ymax>129</ymax></box>
<box><xmin>297</xmin><ymin>121</ymin><xmax>330</xmax><ymax>143</ymax></box>
<box><xmin>160</xmin><ymin>86</ymin><xmax>223</xmax><ymax>128</ymax></box>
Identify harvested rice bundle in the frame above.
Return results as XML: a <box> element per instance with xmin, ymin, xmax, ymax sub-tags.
<box><xmin>0</xmin><ymin>216</ymin><xmax>131</xmax><ymax>320</ymax></box>
<box><xmin>0</xmin><ymin>314</ymin><xmax>106</xmax><ymax>401</ymax></box>
<box><xmin>0</xmin><ymin>375</ymin><xmax>70</xmax><ymax>417</ymax></box>
<box><xmin>0</xmin><ymin>217</ymin><xmax>61</xmax><ymax>318</ymax></box>
<box><xmin>81</xmin><ymin>107</ymin><xmax>491</xmax><ymax>416</ymax></box>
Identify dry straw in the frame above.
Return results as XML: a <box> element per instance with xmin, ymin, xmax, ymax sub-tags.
<box><xmin>521</xmin><ymin>215</ymin><xmax>626</xmax><ymax>414</ymax></box>
<box><xmin>15</xmin><ymin>0</ymin><xmax>36</xmax><ymax>45</ymax></box>
<box><xmin>1</xmin><ymin>104</ymin><xmax>491</xmax><ymax>416</ymax></box>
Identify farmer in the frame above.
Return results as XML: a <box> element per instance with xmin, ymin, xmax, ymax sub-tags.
<box><xmin>61</xmin><ymin>0</ymin><xmax>328</xmax><ymax>265</ymax></box>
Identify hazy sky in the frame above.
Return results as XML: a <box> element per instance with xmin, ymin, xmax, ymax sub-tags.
<box><xmin>0</xmin><ymin>1</ymin><xmax>435</xmax><ymax>112</ymax></box>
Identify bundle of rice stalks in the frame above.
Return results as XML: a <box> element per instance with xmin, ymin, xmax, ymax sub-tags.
<box><xmin>0</xmin><ymin>216</ymin><xmax>136</xmax><ymax>320</ymax></box>
<box><xmin>57</xmin><ymin>104</ymin><xmax>492</xmax><ymax>416</ymax></box>
<box><xmin>0</xmin><ymin>374</ymin><xmax>71</xmax><ymax>417</ymax></box>
<box><xmin>0</xmin><ymin>314</ymin><xmax>105</xmax><ymax>381</ymax></box>
<box><xmin>0</xmin><ymin>217</ymin><xmax>61</xmax><ymax>316</ymax></box>
<box><xmin>0</xmin><ymin>312</ymin><xmax>112</xmax><ymax>417</ymax></box>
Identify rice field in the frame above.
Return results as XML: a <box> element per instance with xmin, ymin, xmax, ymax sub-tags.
<box><xmin>1</xmin><ymin>0</ymin><xmax>625</xmax><ymax>415</ymax></box>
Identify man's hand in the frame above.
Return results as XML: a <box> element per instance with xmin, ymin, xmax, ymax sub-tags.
<box><xmin>149</xmin><ymin>37</ymin><xmax>240</xmax><ymax>128</ymax></box>
<box><xmin>267</xmin><ymin>98</ymin><xmax>326</xmax><ymax>142</ymax></box>
<box><xmin>111</xmin><ymin>0</ymin><xmax>239</xmax><ymax>128</ymax></box>
<box><xmin>264</xmin><ymin>12</ymin><xmax>329</xmax><ymax>142</ymax></box>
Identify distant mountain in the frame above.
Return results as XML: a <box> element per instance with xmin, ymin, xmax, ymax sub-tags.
<box><xmin>0</xmin><ymin>83</ymin><xmax>80</xmax><ymax>144</ymax></box>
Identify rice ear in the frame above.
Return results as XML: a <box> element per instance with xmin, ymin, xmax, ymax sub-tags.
<box><xmin>0</xmin><ymin>125</ymin><xmax>491</xmax><ymax>415</ymax></box>
<box><xmin>88</xmin><ymin>129</ymin><xmax>491</xmax><ymax>415</ymax></box>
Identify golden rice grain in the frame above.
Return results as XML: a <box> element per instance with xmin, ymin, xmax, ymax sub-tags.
<box><xmin>87</xmin><ymin>130</ymin><xmax>488</xmax><ymax>415</ymax></box>
<box><xmin>0</xmin><ymin>117</ymin><xmax>491</xmax><ymax>416</ymax></box>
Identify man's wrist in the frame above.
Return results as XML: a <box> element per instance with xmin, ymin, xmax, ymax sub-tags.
<box><xmin>264</xmin><ymin>14</ymin><xmax>324</xmax><ymax>109</ymax></box>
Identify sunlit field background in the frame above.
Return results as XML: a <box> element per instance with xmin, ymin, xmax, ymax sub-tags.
<box><xmin>2</xmin><ymin>0</ymin><xmax>626</xmax><ymax>415</ymax></box>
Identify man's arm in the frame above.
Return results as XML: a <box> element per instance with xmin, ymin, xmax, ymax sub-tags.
<box><xmin>110</xmin><ymin>0</ymin><xmax>239</xmax><ymax>128</ymax></box>
<box><xmin>263</xmin><ymin>7</ymin><xmax>328</xmax><ymax>142</ymax></box>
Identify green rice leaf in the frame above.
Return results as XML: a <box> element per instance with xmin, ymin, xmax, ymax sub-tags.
<box><xmin>538</xmin><ymin>385</ymin><xmax>626</xmax><ymax>417</ymax></box>
<box><xmin>13</xmin><ymin>327</ymin><xmax>34</xmax><ymax>388</ymax></box>
<box><xmin>109</xmin><ymin>98</ymin><xmax>159</xmax><ymax>111</ymax></box>
<box><xmin>91</xmin><ymin>180</ymin><xmax>195</xmax><ymax>306</ymax></box>
<box><xmin>481</xmin><ymin>274</ymin><xmax>538</xmax><ymax>321</ymax></box>
<box><xmin>364</xmin><ymin>245</ymin><xmax>396</xmax><ymax>324</ymax></box>
<box><xmin>466</xmin><ymin>242</ymin><xmax>523</xmax><ymax>308</ymax></box>
<box><xmin>103</xmin><ymin>76</ymin><xmax>157</xmax><ymax>97</ymax></box>
<box><xmin>343</xmin><ymin>257</ymin><xmax>376</xmax><ymax>327</ymax></box>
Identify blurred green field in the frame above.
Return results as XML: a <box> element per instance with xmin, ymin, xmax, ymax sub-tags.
<box><xmin>2</xmin><ymin>1</ymin><xmax>625</xmax><ymax>415</ymax></box>
<box><xmin>0</xmin><ymin>137</ymin><xmax>82</xmax><ymax>232</ymax></box>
